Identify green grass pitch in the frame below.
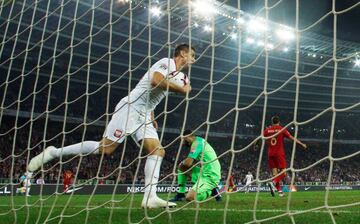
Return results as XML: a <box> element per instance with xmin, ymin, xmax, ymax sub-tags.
<box><xmin>0</xmin><ymin>191</ymin><xmax>359</xmax><ymax>223</ymax></box>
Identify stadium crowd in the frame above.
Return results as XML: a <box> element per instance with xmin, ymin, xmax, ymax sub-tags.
<box><xmin>1</xmin><ymin>116</ymin><xmax>359</xmax><ymax>185</ymax></box>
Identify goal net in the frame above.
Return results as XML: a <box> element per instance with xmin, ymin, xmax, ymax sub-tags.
<box><xmin>1</xmin><ymin>0</ymin><xmax>359</xmax><ymax>223</ymax></box>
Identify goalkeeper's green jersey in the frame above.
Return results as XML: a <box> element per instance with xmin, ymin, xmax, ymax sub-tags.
<box><xmin>187</xmin><ymin>136</ymin><xmax>221</xmax><ymax>180</ymax></box>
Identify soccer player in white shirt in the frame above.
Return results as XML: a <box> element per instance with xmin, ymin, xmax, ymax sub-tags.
<box><xmin>244</xmin><ymin>171</ymin><xmax>253</xmax><ymax>193</ymax></box>
<box><xmin>26</xmin><ymin>44</ymin><xmax>195</xmax><ymax>208</ymax></box>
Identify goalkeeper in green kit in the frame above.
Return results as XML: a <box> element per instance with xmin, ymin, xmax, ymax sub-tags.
<box><xmin>170</xmin><ymin>130</ymin><xmax>222</xmax><ymax>202</ymax></box>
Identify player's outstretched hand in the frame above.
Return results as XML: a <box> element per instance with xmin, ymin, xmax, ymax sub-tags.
<box><xmin>302</xmin><ymin>143</ymin><xmax>307</xmax><ymax>149</ymax></box>
<box><xmin>182</xmin><ymin>84</ymin><xmax>192</xmax><ymax>95</ymax></box>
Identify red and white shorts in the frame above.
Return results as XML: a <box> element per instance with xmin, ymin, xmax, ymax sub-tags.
<box><xmin>103</xmin><ymin>100</ymin><xmax>159</xmax><ymax>143</ymax></box>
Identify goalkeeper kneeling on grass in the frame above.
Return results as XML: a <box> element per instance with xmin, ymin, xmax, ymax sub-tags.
<box><xmin>171</xmin><ymin>130</ymin><xmax>221</xmax><ymax>202</ymax></box>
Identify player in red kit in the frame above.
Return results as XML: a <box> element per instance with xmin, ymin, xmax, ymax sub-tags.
<box><xmin>63</xmin><ymin>170</ymin><xmax>74</xmax><ymax>192</ymax></box>
<box><xmin>261</xmin><ymin>116</ymin><xmax>307</xmax><ymax>197</ymax></box>
<box><xmin>228</xmin><ymin>174</ymin><xmax>237</xmax><ymax>192</ymax></box>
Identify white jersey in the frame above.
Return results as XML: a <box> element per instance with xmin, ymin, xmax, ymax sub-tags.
<box><xmin>121</xmin><ymin>58</ymin><xmax>177</xmax><ymax>114</ymax></box>
<box><xmin>245</xmin><ymin>174</ymin><xmax>253</xmax><ymax>185</ymax></box>
<box><xmin>20</xmin><ymin>175</ymin><xmax>31</xmax><ymax>187</ymax></box>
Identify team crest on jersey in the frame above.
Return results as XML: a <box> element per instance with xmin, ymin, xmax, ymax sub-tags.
<box><xmin>168</xmin><ymin>71</ymin><xmax>177</xmax><ymax>78</ymax></box>
<box><xmin>114</xmin><ymin>129</ymin><xmax>123</xmax><ymax>138</ymax></box>
<box><xmin>159</xmin><ymin>64</ymin><xmax>168</xmax><ymax>70</ymax></box>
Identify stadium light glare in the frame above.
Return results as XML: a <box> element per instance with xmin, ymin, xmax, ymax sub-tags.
<box><xmin>230</xmin><ymin>33</ymin><xmax>237</xmax><ymax>40</ymax></box>
<box><xmin>312</xmin><ymin>54</ymin><xmax>317</xmax><ymax>58</ymax></box>
<box><xmin>193</xmin><ymin>22</ymin><xmax>199</xmax><ymax>28</ymax></box>
<box><xmin>355</xmin><ymin>58</ymin><xmax>360</xmax><ymax>67</ymax></box>
<box><xmin>192</xmin><ymin>0</ymin><xmax>216</xmax><ymax>18</ymax></box>
<box><xmin>257</xmin><ymin>41</ymin><xmax>264</xmax><ymax>46</ymax></box>
<box><xmin>246</xmin><ymin>37</ymin><xmax>255</xmax><ymax>44</ymax></box>
<box><xmin>283</xmin><ymin>47</ymin><xmax>289</xmax><ymax>52</ymax></box>
<box><xmin>276</xmin><ymin>29</ymin><xmax>295</xmax><ymax>41</ymax></box>
<box><xmin>150</xmin><ymin>6</ymin><xmax>161</xmax><ymax>17</ymax></box>
<box><xmin>247</xmin><ymin>19</ymin><xmax>267</xmax><ymax>33</ymax></box>
<box><xmin>236</xmin><ymin>17</ymin><xmax>245</xmax><ymax>24</ymax></box>
<box><xmin>204</xmin><ymin>25</ymin><xmax>212</xmax><ymax>32</ymax></box>
<box><xmin>266</xmin><ymin>43</ymin><xmax>274</xmax><ymax>50</ymax></box>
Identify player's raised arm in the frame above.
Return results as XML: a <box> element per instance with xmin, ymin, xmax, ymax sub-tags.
<box><xmin>253</xmin><ymin>127</ymin><xmax>270</xmax><ymax>151</ymax></box>
<box><xmin>253</xmin><ymin>138</ymin><xmax>261</xmax><ymax>151</ymax></box>
<box><xmin>151</xmin><ymin>72</ymin><xmax>191</xmax><ymax>95</ymax></box>
<box><xmin>283</xmin><ymin>127</ymin><xmax>307</xmax><ymax>149</ymax></box>
<box><xmin>288</xmin><ymin>135</ymin><xmax>307</xmax><ymax>149</ymax></box>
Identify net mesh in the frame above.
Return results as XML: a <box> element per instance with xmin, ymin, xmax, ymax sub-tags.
<box><xmin>0</xmin><ymin>0</ymin><xmax>360</xmax><ymax>223</ymax></box>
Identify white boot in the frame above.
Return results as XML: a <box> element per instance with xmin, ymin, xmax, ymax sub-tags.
<box><xmin>28</xmin><ymin>146</ymin><xmax>56</xmax><ymax>172</ymax></box>
<box><xmin>25</xmin><ymin>188</ymin><xmax>31</xmax><ymax>196</ymax></box>
<box><xmin>141</xmin><ymin>196</ymin><xmax>177</xmax><ymax>209</ymax></box>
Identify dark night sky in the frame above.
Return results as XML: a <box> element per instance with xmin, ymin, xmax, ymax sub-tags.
<box><xmin>227</xmin><ymin>0</ymin><xmax>360</xmax><ymax>42</ymax></box>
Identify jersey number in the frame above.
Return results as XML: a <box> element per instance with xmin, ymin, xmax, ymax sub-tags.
<box><xmin>270</xmin><ymin>137</ymin><xmax>277</xmax><ymax>146</ymax></box>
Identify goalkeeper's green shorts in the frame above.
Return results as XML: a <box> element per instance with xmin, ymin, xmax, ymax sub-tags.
<box><xmin>191</xmin><ymin>175</ymin><xmax>220</xmax><ymax>201</ymax></box>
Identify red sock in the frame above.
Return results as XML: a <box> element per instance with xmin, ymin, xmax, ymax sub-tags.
<box><xmin>273</xmin><ymin>173</ymin><xmax>285</xmax><ymax>192</ymax></box>
<box><xmin>275</xmin><ymin>182</ymin><xmax>282</xmax><ymax>192</ymax></box>
<box><xmin>229</xmin><ymin>176</ymin><xmax>234</xmax><ymax>187</ymax></box>
<box><xmin>228</xmin><ymin>175</ymin><xmax>236</xmax><ymax>191</ymax></box>
<box><xmin>273</xmin><ymin>173</ymin><xmax>286</xmax><ymax>184</ymax></box>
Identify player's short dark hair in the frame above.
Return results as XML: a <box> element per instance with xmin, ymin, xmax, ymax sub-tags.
<box><xmin>174</xmin><ymin>43</ymin><xmax>196</xmax><ymax>57</ymax></box>
<box><xmin>183</xmin><ymin>129</ymin><xmax>193</xmax><ymax>136</ymax></box>
<box><xmin>271</xmin><ymin>116</ymin><xmax>280</xmax><ymax>125</ymax></box>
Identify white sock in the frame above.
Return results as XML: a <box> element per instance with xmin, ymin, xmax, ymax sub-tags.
<box><xmin>24</xmin><ymin>179</ymin><xmax>31</xmax><ymax>196</ymax></box>
<box><xmin>25</xmin><ymin>187</ymin><xmax>30</xmax><ymax>196</ymax></box>
<box><xmin>143</xmin><ymin>155</ymin><xmax>163</xmax><ymax>200</ymax></box>
<box><xmin>51</xmin><ymin>141</ymin><xmax>100</xmax><ymax>157</ymax></box>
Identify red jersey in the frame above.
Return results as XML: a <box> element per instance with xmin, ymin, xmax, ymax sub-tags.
<box><xmin>63</xmin><ymin>170</ymin><xmax>73</xmax><ymax>183</ymax></box>
<box><xmin>63</xmin><ymin>170</ymin><xmax>74</xmax><ymax>192</ymax></box>
<box><xmin>263</xmin><ymin>125</ymin><xmax>292</xmax><ymax>156</ymax></box>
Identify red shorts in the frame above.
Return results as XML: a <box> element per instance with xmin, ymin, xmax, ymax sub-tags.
<box><xmin>268</xmin><ymin>154</ymin><xmax>286</xmax><ymax>169</ymax></box>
